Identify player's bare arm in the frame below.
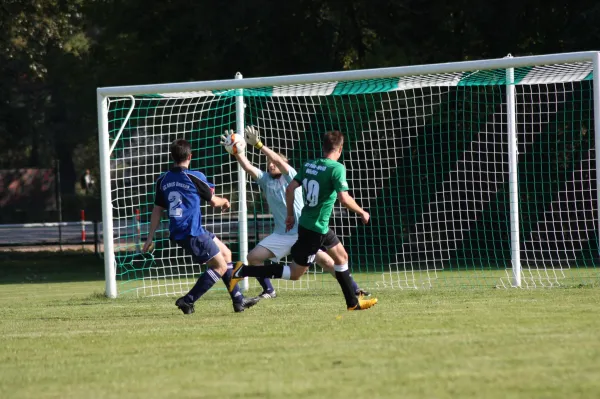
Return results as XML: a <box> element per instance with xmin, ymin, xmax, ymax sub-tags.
<box><xmin>210</xmin><ymin>195</ymin><xmax>231</xmax><ymax>212</ymax></box>
<box><xmin>143</xmin><ymin>204</ymin><xmax>165</xmax><ymax>252</ymax></box>
<box><xmin>220</xmin><ymin>130</ymin><xmax>259</xmax><ymax>180</ymax></box>
<box><xmin>285</xmin><ymin>179</ymin><xmax>301</xmax><ymax>231</ymax></box>
<box><xmin>260</xmin><ymin>145</ymin><xmax>291</xmax><ymax>174</ymax></box>
<box><xmin>245</xmin><ymin>126</ymin><xmax>291</xmax><ymax>175</ymax></box>
<box><xmin>233</xmin><ymin>152</ymin><xmax>260</xmax><ymax>180</ymax></box>
<box><xmin>338</xmin><ymin>189</ymin><xmax>370</xmax><ymax>224</ymax></box>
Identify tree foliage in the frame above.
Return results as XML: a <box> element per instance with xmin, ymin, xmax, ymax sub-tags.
<box><xmin>1</xmin><ymin>0</ymin><xmax>600</xmax><ymax>199</ymax></box>
<box><xmin>0</xmin><ymin>0</ymin><xmax>90</xmax><ymax>193</ymax></box>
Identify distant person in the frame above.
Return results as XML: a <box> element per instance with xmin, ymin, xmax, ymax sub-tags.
<box><xmin>80</xmin><ymin>169</ymin><xmax>95</xmax><ymax>194</ymax></box>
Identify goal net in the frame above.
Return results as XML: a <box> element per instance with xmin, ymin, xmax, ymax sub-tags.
<box><xmin>98</xmin><ymin>53</ymin><xmax>600</xmax><ymax>297</ymax></box>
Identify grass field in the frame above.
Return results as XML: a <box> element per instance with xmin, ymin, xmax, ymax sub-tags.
<box><xmin>1</xmin><ymin>252</ymin><xmax>600</xmax><ymax>398</ymax></box>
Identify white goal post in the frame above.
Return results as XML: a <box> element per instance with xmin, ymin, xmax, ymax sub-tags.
<box><xmin>97</xmin><ymin>51</ymin><xmax>600</xmax><ymax>298</ymax></box>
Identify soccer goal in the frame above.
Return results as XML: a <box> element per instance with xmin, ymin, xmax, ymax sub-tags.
<box><xmin>97</xmin><ymin>51</ymin><xmax>600</xmax><ymax>298</ymax></box>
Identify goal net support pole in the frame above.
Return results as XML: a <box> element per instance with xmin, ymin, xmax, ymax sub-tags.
<box><xmin>593</xmin><ymin>52</ymin><xmax>600</xmax><ymax>268</ymax></box>
<box><xmin>506</xmin><ymin>63</ymin><xmax>522</xmax><ymax>287</ymax></box>
<box><xmin>235</xmin><ymin>72</ymin><xmax>249</xmax><ymax>291</ymax></box>
<box><xmin>97</xmin><ymin>92</ymin><xmax>117</xmax><ymax>298</ymax></box>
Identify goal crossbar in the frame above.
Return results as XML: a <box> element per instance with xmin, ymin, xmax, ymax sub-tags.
<box><xmin>97</xmin><ymin>52</ymin><xmax>598</xmax><ymax>97</ymax></box>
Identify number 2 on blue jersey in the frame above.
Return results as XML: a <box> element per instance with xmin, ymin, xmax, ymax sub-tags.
<box><xmin>168</xmin><ymin>191</ymin><xmax>183</xmax><ymax>217</ymax></box>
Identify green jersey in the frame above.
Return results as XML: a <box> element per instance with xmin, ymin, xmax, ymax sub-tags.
<box><xmin>293</xmin><ymin>158</ymin><xmax>349</xmax><ymax>234</ymax></box>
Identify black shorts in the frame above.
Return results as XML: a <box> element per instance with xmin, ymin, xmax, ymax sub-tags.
<box><xmin>291</xmin><ymin>225</ymin><xmax>341</xmax><ymax>266</ymax></box>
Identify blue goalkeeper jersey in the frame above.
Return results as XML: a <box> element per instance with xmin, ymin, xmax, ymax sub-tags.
<box><xmin>154</xmin><ymin>166</ymin><xmax>215</xmax><ymax>240</ymax></box>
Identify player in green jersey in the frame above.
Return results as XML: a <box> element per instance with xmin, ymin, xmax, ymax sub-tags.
<box><xmin>229</xmin><ymin>130</ymin><xmax>378</xmax><ymax>311</ymax></box>
<box><xmin>222</xmin><ymin>126</ymin><xmax>370</xmax><ymax>300</ymax></box>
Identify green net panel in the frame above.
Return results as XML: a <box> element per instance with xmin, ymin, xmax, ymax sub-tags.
<box><xmin>105</xmin><ymin>62</ymin><xmax>599</xmax><ymax>296</ymax></box>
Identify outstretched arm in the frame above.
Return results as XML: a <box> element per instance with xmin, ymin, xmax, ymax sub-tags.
<box><xmin>210</xmin><ymin>195</ymin><xmax>231</xmax><ymax>212</ymax></box>
<box><xmin>232</xmin><ymin>153</ymin><xmax>260</xmax><ymax>180</ymax></box>
<box><xmin>259</xmin><ymin>145</ymin><xmax>291</xmax><ymax>175</ymax></box>
<box><xmin>143</xmin><ymin>205</ymin><xmax>164</xmax><ymax>252</ymax></box>
<box><xmin>246</xmin><ymin>126</ymin><xmax>291</xmax><ymax>175</ymax></box>
<box><xmin>332</xmin><ymin>164</ymin><xmax>369</xmax><ymax>224</ymax></box>
<box><xmin>187</xmin><ymin>171</ymin><xmax>231</xmax><ymax>213</ymax></box>
<box><xmin>220</xmin><ymin>131</ymin><xmax>260</xmax><ymax>180</ymax></box>
<box><xmin>337</xmin><ymin>191</ymin><xmax>370</xmax><ymax>224</ymax></box>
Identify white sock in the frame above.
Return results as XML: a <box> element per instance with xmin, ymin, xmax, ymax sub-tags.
<box><xmin>334</xmin><ymin>263</ymin><xmax>349</xmax><ymax>272</ymax></box>
<box><xmin>282</xmin><ymin>265</ymin><xmax>291</xmax><ymax>280</ymax></box>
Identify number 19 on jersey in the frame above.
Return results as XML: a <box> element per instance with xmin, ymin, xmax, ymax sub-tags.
<box><xmin>302</xmin><ymin>178</ymin><xmax>320</xmax><ymax>207</ymax></box>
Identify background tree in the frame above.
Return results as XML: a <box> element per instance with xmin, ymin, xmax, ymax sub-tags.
<box><xmin>1</xmin><ymin>0</ymin><xmax>600</xmax><ymax>222</ymax></box>
<box><xmin>0</xmin><ymin>0</ymin><xmax>91</xmax><ymax>193</ymax></box>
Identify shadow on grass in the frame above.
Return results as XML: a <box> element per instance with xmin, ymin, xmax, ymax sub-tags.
<box><xmin>0</xmin><ymin>251</ymin><xmax>104</xmax><ymax>284</ymax></box>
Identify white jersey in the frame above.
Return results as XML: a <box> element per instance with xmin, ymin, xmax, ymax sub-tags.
<box><xmin>256</xmin><ymin>167</ymin><xmax>304</xmax><ymax>235</ymax></box>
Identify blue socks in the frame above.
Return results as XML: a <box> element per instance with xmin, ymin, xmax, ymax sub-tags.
<box><xmin>185</xmin><ymin>264</ymin><xmax>244</xmax><ymax>304</ymax></box>
<box><xmin>256</xmin><ymin>277</ymin><xmax>275</xmax><ymax>293</ymax></box>
<box><xmin>184</xmin><ymin>268</ymin><xmax>222</xmax><ymax>303</ymax></box>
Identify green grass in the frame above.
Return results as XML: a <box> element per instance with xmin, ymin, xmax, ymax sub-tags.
<box><xmin>1</xmin><ymin>252</ymin><xmax>600</xmax><ymax>398</ymax></box>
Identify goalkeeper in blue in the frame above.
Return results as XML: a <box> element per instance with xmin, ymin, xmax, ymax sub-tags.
<box><xmin>221</xmin><ymin>126</ymin><xmax>370</xmax><ymax>299</ymax></box>
<box><xmin>142</xmin><ymin>138</ymin><xmax>260</xmax><ymax>315</ymax></box>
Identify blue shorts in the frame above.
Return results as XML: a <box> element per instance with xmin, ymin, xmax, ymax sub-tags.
<box><xmin>176</xmin><ymin>232</ymin><xmax>219</xmax><ymax>265</ymax></box>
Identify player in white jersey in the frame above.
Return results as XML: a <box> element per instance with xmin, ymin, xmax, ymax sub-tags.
<box><xmin>221</xmin><ymin>126</ymin><xmax>369</xmax><ymax>299</ymax></box>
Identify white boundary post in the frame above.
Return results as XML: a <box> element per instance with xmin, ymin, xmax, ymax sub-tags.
<box><xmin>506</xmin><ymin>63</ymin><xmax>522</xmax><ymax>287</ymax></box>
<box><xmin>97</xmin><ymin>92</ymin><xmax>117</xmax><ymax>298</ymax></box>
<box><xmin>592</xmin><ymin>52</ymin><xmax>600</xmax><ymax>265</ymax></box>
<box><xmin>235</xmin><ymin>72</ymin><xmax>249</xmax><ymax>291</ymax></box>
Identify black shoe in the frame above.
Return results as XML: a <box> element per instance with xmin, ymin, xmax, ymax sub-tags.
<box><xmin>258</xmin><ymin>290</ymin><xmax>277</xmax><ymax>299</ymax></box>
<box><xmin>233</xmin><ymin>296</ymin><xmax>261</xmax><ymax>313</ymax></box>
<box><xmin>175</xmin><ymin>297</ymin><xmax>195</xmax><ymax>315</ymax></box>
<box><xmin>355</xmin><ymin>289</ymin><xmax>371</xmax><ymax>297</ymax></box>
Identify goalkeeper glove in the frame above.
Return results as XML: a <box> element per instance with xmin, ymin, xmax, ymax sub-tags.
<box><xmin>244</xmin><ymin>126</ymin><xmax>264</xmax><ymax>149</ymax></box>
<box><xmin>220</xmin><ymin>130</ymin><xmax>246</xmax><ymax>155</ymax></box>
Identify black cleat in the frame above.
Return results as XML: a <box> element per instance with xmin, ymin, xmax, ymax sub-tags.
<box><xmin>175</xmin><ymin>297</ymin><xmax>195</xmax><ymax>315</ymax></box>
<box><xmin>355</xmin><ymin>289</ymin><xmax>371</xmax><ymax>297</ymax></box>
<box><xmin>233</xmin><ymin>296</ymin><xmax>261</xmax><ymax>313</ymax></box>
<box><xmin>258</xmin><ymin>290</ymin><xmax>277</xmax><ymax>299</ymax></box>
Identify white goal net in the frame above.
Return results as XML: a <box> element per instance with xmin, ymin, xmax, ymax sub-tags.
<box><xmin>97</xmin><ymin>52</ymin><xmax>600</xmax><ymax>297</ymax></box>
